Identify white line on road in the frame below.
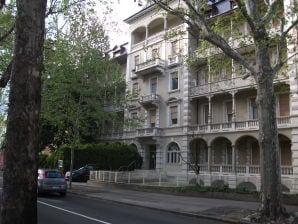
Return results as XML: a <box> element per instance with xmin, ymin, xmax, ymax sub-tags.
<box><xmin>38</xmin><ymin>200</ymin><xmax>112</xmax><ymax>224</ymax></box>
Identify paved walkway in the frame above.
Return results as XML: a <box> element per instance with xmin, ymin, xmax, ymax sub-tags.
<box><xmin>68</xmin><ymin>181</ymin><xmax>298</xmax><ymax>223</ymax></box>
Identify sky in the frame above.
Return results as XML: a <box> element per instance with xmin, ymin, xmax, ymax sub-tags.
<box><xmin>102</xmin><ymin>0</ymin><xmax>144</xmax><ymax>47</ymax></box>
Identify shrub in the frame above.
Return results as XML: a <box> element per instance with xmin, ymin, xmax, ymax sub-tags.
<box><xmin>39</xmin><ymin>143</ymin><xmax>141</xmax><ymax>172</ymax></box>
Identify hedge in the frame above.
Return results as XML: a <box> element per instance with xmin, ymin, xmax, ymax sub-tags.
<box><xmin>39</xmin><ymin>143</ymin><xmax>141</xmax><ymax>172</ymax></box>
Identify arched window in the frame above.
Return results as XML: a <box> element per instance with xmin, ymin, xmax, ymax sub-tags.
<box><xmin>167</xmin><ymin>142</ymin><xmax>180</xmax><ymax>164</ymax></box>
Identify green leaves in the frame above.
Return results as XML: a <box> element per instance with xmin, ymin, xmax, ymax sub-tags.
<box><xmin>41</xmin><ymin>3</ymin><xmax>124</xmax><ymax>148</ymax></box>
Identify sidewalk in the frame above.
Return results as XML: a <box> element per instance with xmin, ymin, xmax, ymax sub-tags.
<box><xmin>68</xmin><ymin>181</ymin><xmax>298</xmax><ymax>223</ymax></box>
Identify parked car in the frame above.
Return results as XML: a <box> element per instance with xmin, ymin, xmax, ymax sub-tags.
<box><xmin>65</xmin><ymin>164</ymin><xmax>99</xmax><ymax>182</ymax></box>
<box><xmin>37</xmin><ymin>169</ymin><xmax>67</xmax><ymax>196</ymax></box>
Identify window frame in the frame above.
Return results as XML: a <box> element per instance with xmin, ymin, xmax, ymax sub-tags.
<box><xmin>169</xmin><ymin>105</ymin><xmax>179</xmax><ymax>126</ymax></box>
<box><xmin>150</xmin><ymin>77</ymin><xmax>158</xmax><ymax>94</ymax></box>
<box><xmin>248</xmin><ymin>97</ymin><xmax>258</xmax><ymax>120</ymax></box>
<box><xmin>223</xmin><ymin>100</ymin><xmax>233</xmax><ymax>122</ymax></box>
<box><xmin>167</xmin><ymin>142</ymin><xmax>181</xmax><ymax>164</ymax></box>
<box><xmin>169</xmin><ymin>71</ymin><xmax>179</xmax><ymax>91</ymax></box>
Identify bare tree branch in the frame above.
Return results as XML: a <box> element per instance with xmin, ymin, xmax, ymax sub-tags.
<box><xmin>281</xmin><ymin>19</ymin><xmax>298</xmax><ymax>41</ymax></box>
<box><xmin>273</xmin><ymin>18</ymin><xmax>298</xmax><ymax>72</ymax></box>
<box><xmin>262</xmin><ymin>0</ymin><xmax>281</xmax><ymax>24</ymax></box>
<box><xmin>234</xmin><ymin>0</ymin><xmax>257</xmax><ymax>33</ymax></box>
<box><xmin>0</xmin><ymin>60</ymin><xmax>12</xmax><ymax>88</ymax></box>
<box><xmin>0</xmin><ymin>23</ymin><xmax>14</xmax><ymax>45</ymax></box>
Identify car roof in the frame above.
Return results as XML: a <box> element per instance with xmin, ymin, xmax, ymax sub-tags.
<box><xmin>38</xmin><ymin>168</ymin><xmax>62</xmax><ymax>172</ymax></box>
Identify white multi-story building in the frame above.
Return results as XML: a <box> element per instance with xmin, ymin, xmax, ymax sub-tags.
<box><xmin>101</xmin><ymin>0</ymin><xmax>298</xmax><ymax>193</ymax></box>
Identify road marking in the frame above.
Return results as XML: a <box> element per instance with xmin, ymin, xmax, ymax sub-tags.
<box><xmin>38</xmin><ymin>201</ymin><xmax>112</xmax><ymax>224</ymax></box>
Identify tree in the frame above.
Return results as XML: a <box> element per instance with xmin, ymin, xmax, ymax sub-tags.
<box><xmin>41</xmin><ymin>4</ymin><xmax>125</xmax><ymax>187</ymax></box>
<box><xmin>0</xmin><ymin>0</ymin><xmax>109</xmax><ymax>221</ymax></box>
<box><xmin>0</xmin><ymin>0</ymin><xmax>47</xmax><ymax>223</ymax></box>
<box><xmin>151</xmin><ymin>0</ymin><xmax>297</xmax><ymax>221</ymax></box>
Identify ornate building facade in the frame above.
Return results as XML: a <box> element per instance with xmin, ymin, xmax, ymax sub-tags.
<box><xmin>101</xmin><ymin>0</ymin><xmax>298</xmax><ymax>193</ymax></box>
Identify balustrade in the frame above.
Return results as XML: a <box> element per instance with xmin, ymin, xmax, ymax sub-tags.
<box><xmin>189</xmin><ymin>117</ymin><xmax>290</xmax><ymax>134</ymax></box>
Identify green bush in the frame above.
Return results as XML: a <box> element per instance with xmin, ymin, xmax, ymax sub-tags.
<box><xmin>39</xmin><ymin>143</ymin><xmax>141</xmax><ymax>172</ymax></box>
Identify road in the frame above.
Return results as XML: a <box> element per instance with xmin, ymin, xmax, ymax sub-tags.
<box><xmin>38</xmin><ymin>194</ymin><xmax>226</xmax><ymax>224</ymax></box>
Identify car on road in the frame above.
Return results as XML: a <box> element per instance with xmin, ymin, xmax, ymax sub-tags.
<box><xmin>38</xmin><ymin>169</ymin><xmax>67</xmax><ymax>196</ymax></box>
<box><xmin>65</xmin><ymin>164</ymin><xmax>99</xmax><ymax>182</ymax></box>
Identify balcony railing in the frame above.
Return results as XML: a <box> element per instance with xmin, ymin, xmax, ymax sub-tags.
<box><xmin>190</xmin><ymin>75</ymin><xmax>287</xmax><ymax>98</ymax></box>
<box><xmin>135</xmin><ymin>58</ymin><xmax>165</xmax><ymax>76</ymax></box>
<box><xmin>139</xmin><ymin>94</ymin><xmax>160</xmax><ymax>107</ymax></box>
<box><xmin>131</xmin><ymin>40</ymin><xmax>145</xmax><ymax>51</ymax></box>
<box><xmin>189</xmin><ymin>116</ymin><xmax>291</xmax><ymax>133</ymax></box>
<box><xmin>168</xmin><ymin>55</ymin><xmax>180</xmax><ymax>67</ymax></box>
<box><xmin>136</xmin><ymin>127</ymin><xmax>162</xmax><ymax>138</ymax></box>
<box><xmin>195</xmin><ymin>164</ymin><xmax>293</xmax><ymax>176</ymax></box>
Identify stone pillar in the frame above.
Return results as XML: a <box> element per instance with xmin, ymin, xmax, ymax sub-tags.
<box><xmin>155</xmin><ymin>140</ymin><xmax>163</xmax><ymax>171</ymax></box>
<box><xmin>181</xmin><ymin>136</ymin><xmax>189</xmax><ymax>172</ymax></box>
<box><xmin>207</xmin><ymin>145</ymin><xmax>212</xmax><ymax>172</ymax></box>
<box><xmin>182</xmin><ymin>65</ymin><xmax>192</xmax><ymax>133</ymax></box>
<box><xmin>163</xmin><ymin>17</ymin><xmax>168</xmax><ymax>31</ymax></box>
<box><xmin>145</xmin><ymin>26</ymin><xmax>148</xmax><ymax>42</ymax></box>
<box><xmin>208</xmin><ymin>95</ymin><xmax>212</xmax><ymax>131</ymax></box>
<box><xmin>232</xmin><ymin>145</ymin><xmax>236</xmax><ymax>173</ymax></box>
<box><xmin>231</xmin><ymin>91</ymin><xmax>236</xmax><ymax>129</ymax></box>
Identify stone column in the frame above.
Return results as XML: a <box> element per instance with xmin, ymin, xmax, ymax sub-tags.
<box><xmin>145</xmin><ymin>26</ymin><xmax>149</xmax><ymax>46</ymax></box>
<box><xmin>207</xmin><ymin>145</ymin><xmax>212</xmax><ymax>172</ymax></box>
<box><xmin>181</xmin><ymin>136</ymin><xmax>189</xmax><ymax>173</ymax></box>
<box><xmin>231</xmin><ymin>91</ymin><xmax>236</xmax><ymax>129</ymax></box>
<box><xmin>163</xmin><ymin>17</ymin><xmax>168</xmax><ymax>31</ymax></box>
<box><xmin>208</xmin><ymin>95</ymin><xmax>212</xmax><ymax>131</ymax></box>
<box><xmin>155</xmin><ymin>140</ymin><xmax>163</xmax><ymax>171</ymax></box>
<box><xmin>232</xmin><ymin>145</ymin><xmax>236</xmax><ymax>173</ymax></box>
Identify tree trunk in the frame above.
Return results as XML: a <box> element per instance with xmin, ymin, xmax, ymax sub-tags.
<box><xmin>1</xmin><ymin>0</ymin><xmax>46</xmax><ymax>223</ymax></box>
<box><xmin>255</xmin><ymin>49</ymin><xmax>283</xmax><ymax>220</ymax></box>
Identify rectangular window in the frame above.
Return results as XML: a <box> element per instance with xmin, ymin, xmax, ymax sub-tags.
<box><xmin>170</xmin><ymin>106</ymin><xmax>178</xmax><ymax>125</ymax></box>
<box><xmin>249</xmin><ymin>98</ymin><xmax>258</xmax><ymax>120</ymax></box>
<box><xmin>226</xmin><ymin>145</ymin><xmax>232</xmax><ymax>165</ymax></box>
<box><xmin>278</xmin><ymin>93</ymin><xmax>289</xmax><ymax>116</ymax></box>
<box><xmin>152</xmin><ymin>48</ymin><xmax>159</xmax><ymax>59</ymax></box>
<box><xmin>170</xmin><ymin>72</ymin><xmax>179</xmax><ymax>90</ymax></box>
<box><xmin>150</xmin><ymin>78</ymin><xmax>157</xmax><ymax>94</ymax></box>
<box><xmin>149</xmin><ymin>109</ymin><xmax>156</xmax><ymax>128</ymax></box>
<box><xmin>203</xmin><ymin>104</ymin><xmax>209</xmax><ymax>124</ymax></box>
<box><xmin>171</xmin><ymin>41</ymin><xmax>178</xmax><ymax>56</ymax></box>
<box><xmin>134</xmin><ymin>55</ymin><xmax>140</xmax><ymax>67</ymax></box>
<box><xmin>225</xmin><ymin>101</ymin><xmax>233</xmax><ymax>122</ymax></box>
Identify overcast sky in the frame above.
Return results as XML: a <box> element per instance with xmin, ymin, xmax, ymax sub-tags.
<box><xmin>104</xmin><ymin>0</ymin><xmax>143</xmax><ymax>46</ymax></box>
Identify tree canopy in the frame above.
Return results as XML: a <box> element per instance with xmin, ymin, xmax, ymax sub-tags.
<box><xmin>41</xmin><ymin>2</ymin><xmax>125</xmax><ymax>149</ymax></box>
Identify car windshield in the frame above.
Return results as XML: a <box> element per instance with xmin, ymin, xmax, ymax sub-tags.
<box><xmin>45</xmin><ymin>171</ymin><xmax>63</xmax><ymax>178</ymax></box>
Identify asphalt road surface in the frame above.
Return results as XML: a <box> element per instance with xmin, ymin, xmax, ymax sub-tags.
<box><xmin>38</xmin><ymin>193</ymin><xmax>226</xmax><ymax>224</ymax></box>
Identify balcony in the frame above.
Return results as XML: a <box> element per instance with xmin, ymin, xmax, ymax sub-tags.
<box><xmin>136</xmin><ymin>127</ymin><xmax>162</xmax><ymax>138</ymax></box>
<box><xmin>167</xmin><ymin>55</ymin><xmax>180</xmax><ymax>67</ymax></box>
<box><xmin>189</xmin><ymin>116</ymin><xmax>291</xmax><ymax>133</ymax></box>
<box><xmin>135</xmin><ymin>58</ymin><xmax>166</xmax><ymax>76</ymax></box>
<box><xmin>139</xmin><ymin>94</ymin><xmax>160</xmax><ymax>107</ymax></box>
<box><xmin>190</xmin><ymin>76</ymin><xmax>256</xmax><ymax>97</ymax></box>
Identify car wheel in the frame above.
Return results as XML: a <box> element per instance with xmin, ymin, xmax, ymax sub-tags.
<box><xmin>60</xmin><ymin>192</ymin><xmax>66</xmax><ymax>197</ymax></box>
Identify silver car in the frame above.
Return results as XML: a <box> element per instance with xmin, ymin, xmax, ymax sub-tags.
<box><xmin>37</xmin><ymin>169</ymin><xmax>67</xmax><ymax>196</ymax></box>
